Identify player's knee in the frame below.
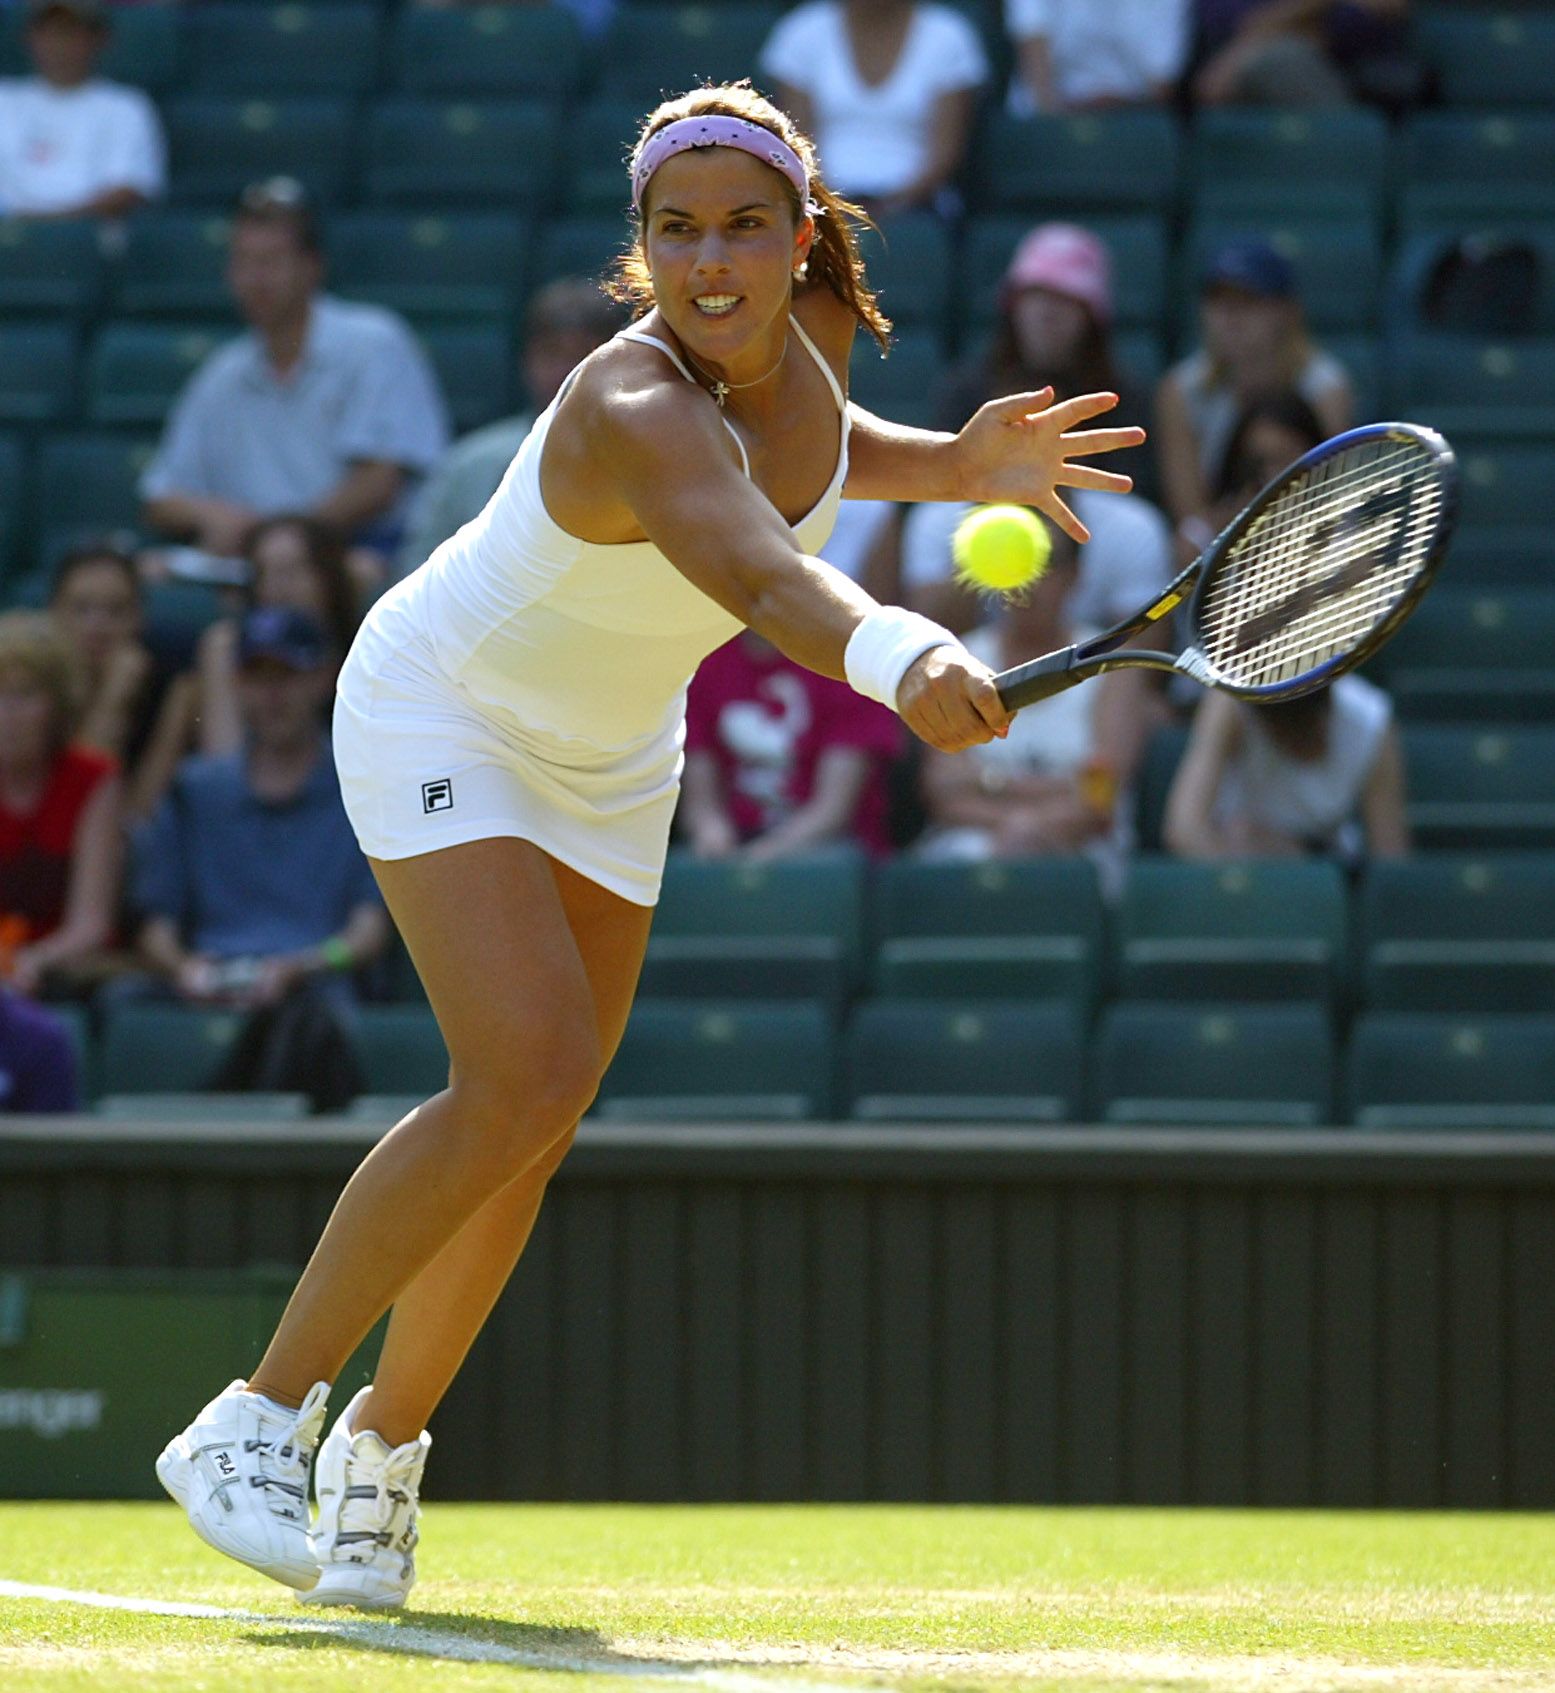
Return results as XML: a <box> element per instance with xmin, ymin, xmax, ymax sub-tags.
<box><xmin>448</xmin><ymin>1027</ymin><xmax>601</xmax><ymax>1173</ymax></box>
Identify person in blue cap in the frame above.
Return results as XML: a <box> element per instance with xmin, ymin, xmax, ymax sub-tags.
<box><xmin>1155</xmin><ymin>236</ymin><xmax>1353</xmax><ymax>540</ymax></box>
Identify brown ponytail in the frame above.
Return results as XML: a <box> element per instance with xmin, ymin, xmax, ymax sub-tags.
<box><xmin>608</xmin><ymin>82</ymin><xmax>892</xmax><ymax>354</ymax></box>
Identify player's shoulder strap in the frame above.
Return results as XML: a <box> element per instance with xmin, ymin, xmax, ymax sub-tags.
<box><xmin>617</xmin><ymin>327</ymin><xmax>752</xmax><ymax>479</ymax></box>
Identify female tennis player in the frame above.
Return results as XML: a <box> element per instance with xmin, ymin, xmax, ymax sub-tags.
<box><xmin>156</xmin><ymin>82</ymin><xmax>1143</xmax><ymax>1608</ymax></box>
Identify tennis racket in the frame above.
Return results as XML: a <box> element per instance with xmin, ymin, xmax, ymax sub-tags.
<box><xmin>994</xmin><ymin>422</ymin><xmax>1458</xmax><ymax>711</ymax></box>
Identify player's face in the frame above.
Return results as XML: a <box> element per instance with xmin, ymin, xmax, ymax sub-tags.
<box><xmin>642</xmin><ymin>149</ymin><xmax>811</xmax><ymax>370</ymax></box>
<box><xmin>228</xmin><ymin>222</ymin><xmax>321</xmax><ymax>332</ymax></box>
<box><xmin>52</xmin><ymin>560</ymin><xmax>141</xmax><ymax>668</ymax></box>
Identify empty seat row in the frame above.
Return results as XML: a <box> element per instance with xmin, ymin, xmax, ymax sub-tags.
<box><xmin>67</xmin><ymin>997</ymin><xmax>1555</xmax><ymax>1130</ymax></box>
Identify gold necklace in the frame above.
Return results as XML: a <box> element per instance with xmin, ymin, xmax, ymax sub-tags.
<box><xmin>685</xmin><ymin>334</ymin><xmax>789</xmax><ymax>408</ymax></box>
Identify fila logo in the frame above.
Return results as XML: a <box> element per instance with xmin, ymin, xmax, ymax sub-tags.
<box><xmin>422</xmin><ymin>779</ymin><xmax>454</xmax><ymax>814</ymax></box>
<box><xmin>213</xmin><ymin>1449</ymin><xmax>236</xmax><ymax>1477</ymax></box>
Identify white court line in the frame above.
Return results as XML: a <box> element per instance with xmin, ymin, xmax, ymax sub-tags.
<box><xmin>0</xmin><ymin>1579</ymin><xmax>853</xmax><ymax>1692</ymax></box>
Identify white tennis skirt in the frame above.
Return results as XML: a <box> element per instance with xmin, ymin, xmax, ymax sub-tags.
<box><xmin>333</xmin><ymin>608</ymin><xmax>682</xmax><ymax>908</ymax></box>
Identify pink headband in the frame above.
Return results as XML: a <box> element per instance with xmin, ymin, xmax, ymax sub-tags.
<box><xmin>631</xmin><ymin>115</ymin><xmax>814</xmax><ymax>215</ymax></box>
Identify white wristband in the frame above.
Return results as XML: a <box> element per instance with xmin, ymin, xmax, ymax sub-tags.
<box><xmin>844</xmin><ymin>607</ymin><xmax>958</xmax><ymax>711</ymax></box>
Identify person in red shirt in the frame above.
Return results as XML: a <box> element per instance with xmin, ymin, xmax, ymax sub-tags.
<box><xmin>680</xmin><ymin>629</ymin><xmax>904</xmax><ymax>859</ymax></box>
<box><xmin>0</xmin><ymin>612</ymin><xmax>123</xmax><ymax>996</ymax></box>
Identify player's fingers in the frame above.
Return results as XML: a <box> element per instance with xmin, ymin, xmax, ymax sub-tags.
<box><xmin>1057</xmin><ymin>463</ymin><xmax>1135</xmax><ymax>493</ymax></box>
<box><xmin>1034</xmin><ymin>489</ymin><xmax>1090</xmax><ymax>544</ymax></box>
<box><xmin>1039</xmin><ymin>391</ymin><xmax>1122</xmax><ymax>431</ymax></box>
<box><xmin>993</xmin><ymin>386</ymin><xmax>1054</xmax><ymax>421</ymax></box>
<box><xmin>966</xmin><ymin>668</ymin><xmax>1011</xmax><ymax>738</ymax></box>
<box><xmin>1058</xmin><ymin>425</ymin><xmax>1148</xmax><ymax>457</ymax></box>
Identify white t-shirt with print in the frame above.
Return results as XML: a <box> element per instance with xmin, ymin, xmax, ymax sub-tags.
<box><xmin>0</xmin><ymin>77</ymin><xmax>165</xmax><ymax>215</ymax></box>
<box><xmin>1004</xmin><ymin>0</ymin><xmax>1190</xmax><ymax>113</ymax></box>
<box><xmin>759</xmin><ymin>2</ymin><xmax>988</xmax><ymax>197</ymax></box>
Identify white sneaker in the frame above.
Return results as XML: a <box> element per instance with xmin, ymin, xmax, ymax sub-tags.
<box><xmin>155</xmin><ymin>1378</ymin><xmax>330</xmax><ymax>1590</ymax></box>
<box><xmin>300</xmin><ymin>1386</ymin><xmax>429</xmax><ymax>1610</ymax></box>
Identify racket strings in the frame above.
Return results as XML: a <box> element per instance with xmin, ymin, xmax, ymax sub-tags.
<box><xmin>1198</xmin><ymin>439</ymin><xmax>1442</xmax><ymax>690</ymax></box>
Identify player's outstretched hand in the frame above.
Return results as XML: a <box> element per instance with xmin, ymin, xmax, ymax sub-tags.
<box><xmin>954</xmin><ymin>387</ymin><xmax>1147</xmax><ymax>545</ymax></box>
<box><xmin>897</xmin><ymin>645</ymin><xmax>1012</xmax><ymax>752</ymax></box>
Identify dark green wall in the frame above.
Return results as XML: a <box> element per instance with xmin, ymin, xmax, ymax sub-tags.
<box><xmin>3</xmin><ymin>1121</ymin><xmax>1553</xmax><ymax>1506</ymax></box>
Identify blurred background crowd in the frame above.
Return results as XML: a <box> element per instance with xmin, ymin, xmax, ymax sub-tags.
<box><xmin>0</xmin><ymin>0</ymin><xmax>1550</xmax><ymax>1126</ymax></box>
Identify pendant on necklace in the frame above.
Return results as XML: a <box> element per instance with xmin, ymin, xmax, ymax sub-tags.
<box><xmin>711</xmin><ymin>381</ymin><xmax>730</xmax><ymax>408</ymax></box>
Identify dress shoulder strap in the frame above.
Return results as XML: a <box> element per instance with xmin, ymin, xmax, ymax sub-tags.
<box><xmin>617</xmin><ymin>327</ymin><xmax>752</xmax><ymax>479</ymax></box>
<box><xmin>790</xmin><ymin>316</ymin><xmax>847</xmax><ymax>414</ymax></box>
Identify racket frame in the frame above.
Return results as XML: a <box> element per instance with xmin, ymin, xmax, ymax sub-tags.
<box><xmin>994</xmin><ymin>422</ymin><xmax>1459</xmax><ymax>712</ymax></box>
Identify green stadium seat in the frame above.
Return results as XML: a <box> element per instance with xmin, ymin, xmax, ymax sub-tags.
<box><xmin>388</xmin><ymin>3</ymin><xmax>584</xmax><ymax>97</ymax></box>
<box><xmin>142</xmin><ymin>580</ymin><xmax>228</xmax><ymax>650</ymax></box>
<box><xmin>1403</xmin><ymin>725</ymin><xmax>1555</xmax><ymax>851</ymax></box>
<box><xmin>1115</xmin><ymin>860</ymin><xmax>1348</xmax><ymax>1005</ymax></box>
<box><xmin>416</xmin><ymin>320</ymin><xmax>514</xmax><ymax>433</ymax></box>
<box><xmin>971</xmin><ymin>111</ymin><xmax>1183</xmax><ymax>215</ymax></box>
<box><xmin>35</xmin><ymin>431</ymin><xmax>158</xmax><ymax>546</ymax></box>
<box><xmin>871</xmin><ymin>856</ymin><xmax>1105</xmax><ymax>1009</ymax></box>
<box><xmin>165</xmin><ymin>97</ymin><xmax>357</xmax><ymax>207</ymax></box>
<box><xmin>1455</xmin><ymin>441</ymin><xmax>1555</xmax><ymax>583</ymax></box>
<box><xmin>362</xmin><ymin>99</ymin><xmax>560</xmax><ymax>209</ymax></box>
<box><xmin>95</xmin><ymin>1092</ymin><xmax>311</xmax><ymax>1122</ymax></box>
<box><xmin>1391</xmin><ymin>335</ymin><xmax>1555</xmax><ymax>442</ymax></box>
<box><xmin>641</xmin><ymin>853</ymin><xmax>866</xmax><ymax>1008</ymax></box>
<box><xmin>565</xmin><ymin>98</ymin><xmax>643</xmax><ymax>215</ymax></box>
<box><xmin>1347</xmin><ymin>1012</ymin><xmax>1555</xmax><ymax>1131</ymax></box>
<box><xmin>85</xmin><ymin>323</ymin><xmax>226</xmax><ymax>429</ymax></box>
<box><xmin>1093</xmin><ymin>1001</ymin><xmax>1335</xmax><ymax>1127</ymax></box>
<box><xmin>1375</xmin><ymin>589</ymin><xmax>1555</xmax><ymax>721</ymax></box>
<box><xmin>597</xmin><ymin>999</ymin><xmax>836</xmax><ymax>1121</ymax></box>
<box><xmin>1386</xmin><ymin>227</ymin><xmax>1555</xmax><ymax>338</ymax></box>
<box><xmin>1190</xmin><ymin>108</ymin><xmax>1390</xmax><ymax>220</ymax></box>
<box><xmin>1399</xmin><ymin>115</ymin><xmax>1555</xmax><ymax>226</ymax></box>
<box><xmin>849</xmin><ymin>329</ymin><xmax>946</xmax><ymax>431</ymax></box>
<box><xmin>0</xmin><ymin>434</ymin><xmax>26</xmax><ymax>588</ymax></box>
<box><xmin>328</xmin><ymin>213</ymin><xmax>530</xmax><ymax>322</ymax></box>
<box><xmin>187</xmin><ymin>3</ymin><xmax>383</xmax><ymax>96</ymax></box>
<box><xmin>1359</xmin><ymin>855</ymin><xmax>1555</xmax><ymax>1015</ymax></box>
<box><xmin>112</xmin><ymin>212</ymin><xmax>238</xmax><ymax>321</ymax></box>
<box><xmin>1414</xmin><ymin>6</ymin><xmax>1555</xmax><ymax>109</ymax></box>
<box><xmin>844</xmin><ymin>999</ymin><xmax>1083</xmax><ymax>1123</ymax></box>
<box><xmin>100</xmin><ymin>1003</ymin><xmax>245</xmax><ymax>1094</ymax></box>
<box><xmin>960</xmin><ymin>214</ymin><xmax>1168</xmax><ymax>341</ymax></box>
<box><xmin>353</xmin><ymin>1007</ymin><xmax>448</xmax><ymax>1098</ymax></box>
<box><xmin>1132</xmin><ymin>726</ymin><xmax>1190</xmax><ymax>854</ymax></box>
<box><xmin>44</xmin><ymin>1002</ymin><xmax>93</xmax><ymax>1102</ymax></box>
<box><xmin>853</xmin><ymin>213</ymin><xmax>952</xmax><ymax>334</ymax></box>
<box><xmin>1179</xmin><ymin>217</ymin><xmax>1382</xmax><ymax>335</ymax></box>
<box><xmin>0</xmin><ymin>323</ymin><xmax>78</xmax><ymax>427</ymax></box>
<box><xmin>531</xmin><ymin>214</ymin><xmax>632</xmax><ymax>294</ymax></box>
<box><xmin>598</xmin><ymin>3</ymin><xmax>780</xmax><ymax>101</ymax></box>
<box><xmin>345</xmin><ymin>1094</ymin><xmax>424</xmax><ymax>1123</ymax></box>
<box><xmin>1323</xmin><ymin>333</ymin><xmax>1382</xmax><ymax>423</ymax></box>
<box><xmin>0</xmin><ymin>220</ymin><xmax>102</xmax><ymax>322</ymax></box>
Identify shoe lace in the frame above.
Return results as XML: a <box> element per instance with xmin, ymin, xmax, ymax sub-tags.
<box><xmin>245</xmin><ymin>1380</ymin><xmax>329</xmax><ymax>1512</ymax></box>
<box><xmin>340</xmin><ymin>1440</ymin><xmax>422</xmax><ymax>1549</ymax></box>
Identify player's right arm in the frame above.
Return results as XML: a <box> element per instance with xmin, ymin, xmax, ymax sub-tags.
<box><xmin>563</xmin><ymin>373</ymin><xmax>1009</xmax><ymax>753</ymax></box>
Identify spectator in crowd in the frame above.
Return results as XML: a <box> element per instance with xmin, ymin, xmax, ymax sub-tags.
<box><xmin>679</xmin><ymin>631</ymin><xmax>904</xmax><ymax>860</ymax></box>
<box><xmin>411</xmin><ymin>0</ymin><xmax>616</xmax><ymax>38</ymax></box>
<box><xmin>1192</xmin><ymin>0</ymin><xmax>1410</xmax><ymax>108</ymax></box>
<box><xmin>915</xmin><ymin>522</ymin><xmax>1125</xmax><ymax>876</ymax></box>
<box><xmin>140</xmin><ymin>178</ymin><xmax>449</xmax><ymax>568</ymax></box>
<box><xmin>398</xmin><ymin>279</ymin><xmax>625</xmax><ymax>575</ymax></box>
<box><xmin>1006</xmin><ymin>0</ymin><xmax>1191</xmax><ymax>115</ymax></box>
<box><xmin>192</xmin><ymin>515</ymin><xmax>360</xmax><ymax>758</ymax></box>
<box><xmin>1163</xmin><ymin>677</ymin><xmax>1410</xmax><ymax>863</ymax></box>
<box><xmin>941</xmin><ymin>221</ymin><xmax>1152</xmax><ymax>493</ymax></box>
<box><xmin>0</xmin><ymin>612</ymin><xmax>122</xmax><ymax>997</ymax></box>
<box><xmin>0</xmin><ymin>0</ymin><xmax>165</xmax><ymax>220</ymax></box>
<box><xmin>1176</xmin><ymin>388</ymin><xmax>1326</xmax><ymax>564</ymax></box>
<box><xmin>48</xmin><ymin>542</ymin><xmax>186</xmax><ymax>817</ymax></box>
<box><xmin>0</xmin><ymin>987</ymin><xmax>79</xmax><ymax>1112</ymax></box>
<box><xmin>1155</xmin><ymin>238</ymin><xmax>1352</xmax><ymax>532</ymax></box>
<box><xmin>760</xmin><ymin>0</ymin><xmax>989</xmax><ymax>215</ymax></box>
<box><xmin>132</xmin><ymin>608</ymin><xmax>388</xmax><ymax>1018</ymax></box>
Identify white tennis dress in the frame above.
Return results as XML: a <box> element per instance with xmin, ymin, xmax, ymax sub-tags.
<box><xmin>333</xmin><ymin>319</ymin><xmax>851</xmax><ymax>905</ymax></box>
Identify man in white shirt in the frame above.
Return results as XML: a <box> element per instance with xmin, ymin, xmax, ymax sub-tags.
<box><xmin>0</xmin><ymin>0</ymin><xmax>165</xmax><ymax>219</ymax></box>
<box><xmin>1005</xmin><ymin>0</ymin><xmax>1190</xmax><ymax>116</ymax></box>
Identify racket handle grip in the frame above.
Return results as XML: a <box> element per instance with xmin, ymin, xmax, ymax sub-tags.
<box><xmin>995</xmin><ymin>645</ymin><xmax>1085</xmax><ymax>711</ymax></box>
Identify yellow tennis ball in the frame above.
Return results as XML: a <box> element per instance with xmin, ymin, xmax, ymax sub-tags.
<box><xmin>951</xmin><ymin>504</ymin><xmax>1052</xmax><ymax>594</ymax></box>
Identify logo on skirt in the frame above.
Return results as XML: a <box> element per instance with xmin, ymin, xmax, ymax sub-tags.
<box><xmin>422</xmin><ymin>779</ymin><xmax>454</xmax><ymax>813</ymax></box>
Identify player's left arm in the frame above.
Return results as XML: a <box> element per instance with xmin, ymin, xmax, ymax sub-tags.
<box><xmin>843</xmin><ymin>393</ymin><xmax>1145</xmax><ymax>543</ymax></box>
